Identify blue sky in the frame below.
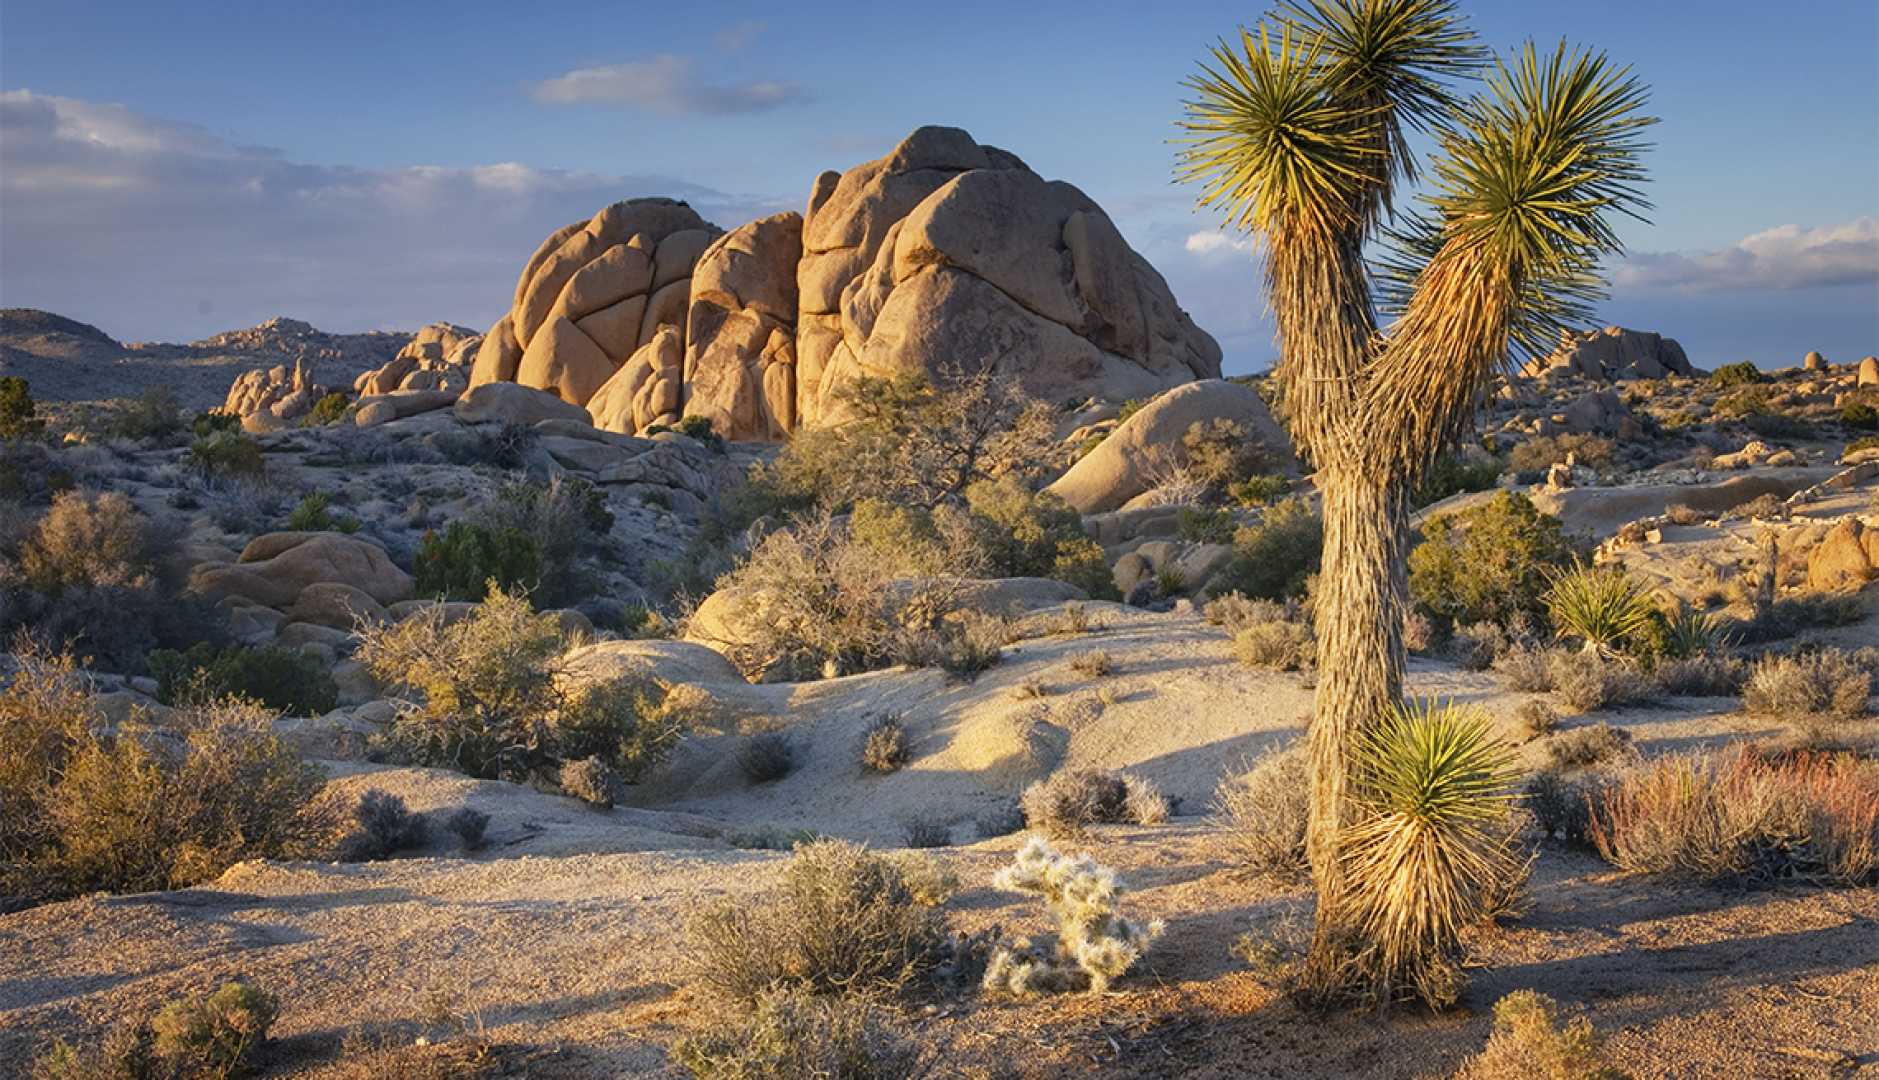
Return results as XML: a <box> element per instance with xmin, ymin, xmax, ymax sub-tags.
<box><xmin>2</xmin><ymin>0</ymin><xmax>1874</xmax><ymax>372</ymax></box>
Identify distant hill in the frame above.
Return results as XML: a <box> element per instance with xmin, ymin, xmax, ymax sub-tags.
<box><xmin>0</xmin><ymin>309</ymin><xmax>408</xmax><ymax>409</ymax></box>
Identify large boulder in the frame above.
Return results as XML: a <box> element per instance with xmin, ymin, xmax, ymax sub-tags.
<box><xmin>682</xmin><ymin>212</ymin><xmax>805</xmax><ymax>440</ymax></box>
<box><xmin>1525</xmin><ymin>326</ymin><xmax>1694</xmax><ymax>381</ymax></box>
<box><xmin>453</xmin><ymin>381</ymin><xmax>592</xmax><ymax>427</ymax></box>
<box><xmin>798</xmin><ymin>128</ymin><xmax>1220</xmax><ymax>428</ymax></box>
<box><xmin>222</xmin><ymin>358</ymin><xmax>327</xmax><ymax>424</ymax></box>
<box><xmin>1046</xmin><ymin>380</ymin><xmax>1297</xmax><ymax>513</ymax></box>
<box><xmin>191</xmin><ymin>533</ymin><xmax>414</xmax><ymax>610</ymax></box>
<box><xmin>471</xmin><ymin>198</ymin><xmax>721</xmax><ymax>407</ymax></box>
<box><xmin>1807</xmin><ymin>517</ymin><xmax>1879</xmax><ymax>591</ymax></box>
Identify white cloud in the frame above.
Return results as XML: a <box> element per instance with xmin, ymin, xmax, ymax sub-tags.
<box><xmin>1184</xmin><ymin>230</ymin><xmax>1255</xmax><ymax>257</ymax></box>
<box><xmin>1616</xmin><ymin>216</ymin><xmax>1879</xmax><ymax>292</ymax></box>
<box><xmin>0</xmin><ymin>90</ymin><xmax>787</xmax><ymax>340</ymax></box>
<box><xmin>713</xmin><ymin>19</ymin><xmax>766</xmax><ymax>53</ymax></box>
<box><xmin>528</xmin><ymin>54</ymin><xmax>808</xmax><ymax>114</ymax></box>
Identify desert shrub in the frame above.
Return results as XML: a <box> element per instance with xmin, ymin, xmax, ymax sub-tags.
<box><xmin>93</xmin><ymin>387</ymin><xmax>187</xmax><ymax>444</ymax></box>
<box><xmin>343</xmin><ymin>788</ymin><xmax>430</xmax><ymax>860</ymax></box>
<box><xmin>1653</xmin><ymin>654</ymin><xmax>1747</xmax><ymax>697</ymax></box>
<box><xmin>957</xmin><ymin>475</ymin><xmax>1119</xmax><ymax>599</ymax></box>
<box><xmin>673</xmin><ymin>988</ymin><xmax>923</xmax><ymax>1080</ymax></box>
<box><xmin>766</xmin><ymin>370</ymin><xmax>1057</xmax><ymax>511</ymax></box>
<box><xmin>1516</xmin><ymin>700</ymin><xmax>1559</xmax><ymax>738</ymax></box>
<box><xmin>413</xmin><ymin>522</ymin><xmax>541</xmax><ymax>601</ymax></box>
<box><xmin>1411</xmin><ymin>492</ymin><xmax>1581</xmax><ymax>630</ymax></box>
<box><xmin>559</xmin><ymin>756</ymin><xmax>622</xmax><ymax>808</ymax></box>
<box><xmin>1589</xmin><ymin>746</ymin><xmax>1879</xmax><ymax>885</ymax></box>
<box><xmin>1458</xmin><ymin>989</ymin><xmax>1621</xmax><ymax>1080</ymax></box>
<box><xmin>2</xmin><ymin>667</ymin><xmax>325</xmax><ymax>902</ymax></box>
<box><xmin>17</xmin><ymin>489</ymin><xmax>151</xmax><ymax>594</ymax></box>
<box><xmin>1214</xmin><ymin>739</ymin><xmax>1309</xmax><ymax>882</ymax></box>
<box><xmin>724</xmin><ymin>826</ymin><xmax>825</xmax><ymax>851</ymax></box>
<box><xmin>190</xmin><ymin>411</ymin><xmax>241</xmax><ymax>439</ymax></box>
<box><xmin>1210</xmin><ymin>498</ymin><xmax>1323</xmax><ymax>601</ymax></box>
<box><xmin>1412</xmin><ymin>449</ymin><xmax>1504</xmax><ymax>508</ymax></box>
<box><xmin>1068</xmin><ymin>649</ymin><xmax>1114</xmax><ymax>679</ymax></box>
<box><xmin>1181</xmin><ymin>417</ymin><xmax>1273</xmax><ymax>496</ymax></box>
<box><xmin>148</xmin><ymin>642</ymin><xmax>338</xmax><ymax>716</ymax></box>
<box><xmin>285</xmin><ymin>490</ymin><xmax>360</xmax><ymax>533</ymax></box>
<box><xmin>1204</xmin><ymin>592</ymin><xmax>1294</xmax><ymax>635</ymax></box>
<box><xmin>1177</xmin><ymin>505</ymin><xmax>1236</xmax><ymax>543</ymax></box>
<box><xmin>471</xmin><ymin>475</ymin><xmax>614</xmax><ymax>606</ymax></box>
<box><xmin>41</xmin><ymin>982</ymin><xmax>281</xmax><ymax>1079</ymax></box>
<box><xmin>1234</xmin><ymin>619</ymin><xmax>1316</xmax><ymax>671</ymax></box>
<box><xmin>186</xmin><ymin>429</ymin><xmax>265</xmax><ymax>479</ymax></box>
<box><xmin>900</xmin><ymin>817</ymin><xmax>950</xmax><ymax>848</ymax></box>
<box><xmin>1524</xmin><ymin>770</ymin><xmax>1609</xmax><ymax>846</ymax></box>
<box><xmin>1019</xmin><ymin>768</ymin><xmax>1143</xmax><ymax>837</ymax></box>
<box><xmin>1123</xmin><ymin>774</ymin><xmax>1172</xmax><ymax>824</ymax></box>
<box><xmin>930</xmin><ymin>611</ymin><xmax>1012</xmax><ymax>677</ymax></box>
<box><xmin>974</xmin><ymin>802</ymin><xmax>1027</xmax><ymax>839</ymax></box>
<box><xmin>442</xmin><ymin>807</ymin><xmax>489</xmax><ymax>852</ymax></box>
<box><xmin>1338</xmin><ymin>701</ymin><xmax>1522</xmax><ymax>1008</ymax></box>
<box><xmin>1544</xmin><ymin>722</ymin><xmax>1635</xmax><ymax>769</ymax></box>
<box><xmin>686</xmin><ymin>839</ymin><xmax>951</xmax><ymax>1001</ymax></box>
<box><xmin>1402</xmin><ymin>609</ymin><xmax>1437</xmax><ymax>653</ymax></box>
<box><xmin>981</xmin><ymin>837</ymin><xmax>1164</xmax><ymax>995</ymax></box>
<box><xmin>1842</xmin><ymin>402</ymin><xmax>1879</xmax><ymax>431</ymax></box>
<box><xmin>740</xmin><ymin>732</ymin><xmax>795</xmax><ymax>783</ymax></box>
<box><xmin>434</xmin><ymin>421</ymin><xmax>536</xmax><ymax>468</ymax></box>
<box><xmin>1710</xmin><ymin>361</ymin><xmax>1761</xmax><ymax>387</ymax></box>
<box><xmin>1506</xmin><ymin>434</ymin><xmax>1614</xmax><ymax>475</ymax></box>
<box><xmin>306</xmin><ymin>391</ymin><xmax>351</xmax><ymax>426</ymax></box>
<box><xmin>0</xmin><ymin>376</ymin><xmax>44</xmax><ymax>440</ymax></box>
<box><xmin>552</xmin><ymin>677</ymin><xmax>690</xmax><ymax>783</ymax></box>
<box><xmin>1743</xmin><ymin>649</ymin><xmax>1871</xmax><ymax>742</ymax></box>
<box><xmin>1450</xmin><ymin>620</ymin><xmax>1514</xmax><ymax>670</ymax></box>
<box><xmin>1543</xmin><ymin>565</ymin><xmax>1656</xmax><ymax>656</ymax></box>
<box><xmin>1493</xmin><ymin>643</ymin><xmax>1557</xmax><ymax>692</ymax></box>
<box><xmin>859</xmin><ymin>715</ymin><xmax>910</xmax><ymax>774</ymax></box>
<box><xmin>1744</xmin><ymin>410</ymin><xmax>1811</xmax><ymax>440</ymax></box>
<box><xmin>1548</xmin><ymin>650</ymin><xmax>1651</xmax><ymax>713</ymax></box>
<box><xmin>1228</xmin><ymin>473</ymin><xmax>1291</xmax><ymax>507</ymax></box>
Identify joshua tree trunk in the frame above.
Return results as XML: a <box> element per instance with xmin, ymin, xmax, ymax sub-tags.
<box><xmin>1304</xmin><ymin>465</ymin><xmax>1410</xmax><ymax>946</ymax></box>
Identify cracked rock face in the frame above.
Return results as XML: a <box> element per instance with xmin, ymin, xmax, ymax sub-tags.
<box><xmin>469</xmin><ymin>198</ymin><xmax>722</xmax><ymax>409</ymax></box>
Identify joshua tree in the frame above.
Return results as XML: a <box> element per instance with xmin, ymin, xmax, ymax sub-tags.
<box><xmin>1179</xmin><ymin>0</ymin><xmax>1651</xmax><ymax>998</ymax></box>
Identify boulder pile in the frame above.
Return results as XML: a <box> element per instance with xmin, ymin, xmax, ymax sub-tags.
<box><xmin>466</xmin><ymin>126</ymin><xmax>1222</xmax><ymax>442</ymax></box>
<box><xmin>1524</xmin><ymin>326</ymin><xmax>1695</xmax><ymax>381</ymax></box>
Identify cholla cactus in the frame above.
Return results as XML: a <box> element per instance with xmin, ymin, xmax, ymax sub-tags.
<box><xmin>983</xmin><ymin>836</ymin><xmax>1164</xmax><ymax>994</ymax></box>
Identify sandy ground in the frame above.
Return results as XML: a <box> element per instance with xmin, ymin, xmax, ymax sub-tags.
<box><xmin>4</xmin><ymin>605</ymin><xmax>1876</xmax><ymax>1078</ymax></box>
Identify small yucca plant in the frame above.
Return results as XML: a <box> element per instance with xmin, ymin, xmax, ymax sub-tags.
<box><xmin>1544</xmin><ymin>565</ymin><xmax>1656</xmax><ymax>656</ymax></box>
<box><xmin>1657</xmin><ymin>600</ymin><xmax>1725</xmax><ymax>659</ymax></box>
<box><xmin>1339</xmin><ymin>700</ymin><xmax>1521</xmax><ymax>1007</ymax></box>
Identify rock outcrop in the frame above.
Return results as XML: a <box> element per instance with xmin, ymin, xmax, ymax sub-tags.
<box><xmin>222</xmin><ymin>358</ymin><xmax>329</xmax><ymax>429</ymax></box>
<box><xmin>1046</xmin><ymin>380</ymin><xmax>1296</xmax><ymax>514</ymax></box>
<box><xmin>469</xmin><ymin>199</ymin><xmax>722</xmax><ymax>408</ymax></box>
<box><xmin>355</xmin><ymin>322</ymin><xmax>480</xmax><ymax>396</ymax></box>
<box><xmin>471</xmin><ymin>128</ymin><xmax>1221</xmax><ymax>442</ymax></box>
<box><xmin>1525</xmin><ymin>327</ymin><xmax>1695</xmax><ymax>381</ymax></box>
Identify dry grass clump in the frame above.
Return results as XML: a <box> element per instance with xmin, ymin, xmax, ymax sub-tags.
<box><xmin>1544</xmin><ymin>722</ymin><xmax>1636</xmax><ymax>769</ymax></box>
<box><xmin>1203</xmin><ymin>591</ymin><xmax>1293</xmax><ymax>634</ymax></box>
<box><xmin>1516</xmin><ymin>700</ymin><xmax>1559</xmax><ymax>738</ymax></box>
<box><xmin>34</xmin><ymin>980</ymin><xmax>278</xmax><ymax>1080</ymax></box>
<box><xmin>1589</xmin><ymin>745</ymin><xmax>1879</xmax><ymax>885</ymax></box>
<box><xmin>1524</xmin><ymin>770</ymin><xmax>1611</xmax><ymax>846</ymax></box>
<box><xmin>1548</xmin><ymin>650</ymin><xmax>1651</xmax><ymax>713</ymax></box>
<box><xmin>858</xmin><ymin>714</ymin><xmax>910</xmax><ymax>774</ymax></box>
<box><xmin>685</xmin><ymin>839</ymin><xmax>951</xmax><ymax>1001</ymax></box>
<box><xmin>1234</xmin><ymin>620</ymin><xmax>1317</xmax><ymax>671</ymax></box>
<box><xmin>1743</xmin><ymin>649</ymin><xmax>1872</xmax><ymax>745</ymax></box>
<box><xmin>1214</xmin><ymin>739</ymin><xmax>1310</xmax><ymax>882</ymax></box>
<box><xmin>673</xmin><ymin>988</ymin><xmax>924</xmax><ymax>1080</ymax></box>
<box><xmin>342</xmin><ymin>789</ymin><xmax>430</xmax><ymax>860</ymax></box>
<box><xmin>900</xmin><ymin>816</ymin><xmax>951</xmax><ymax>849</ymax></box>
<box><xmin>1457</xmin><ymin>989</ymin><xmax>1622</xmax><ymax>1080</ymax></box>
<box><xmin>1019</xmin><ymin>768</ymin><xmax>1168</xmax><ymax>836</ymax></box>
<box><xmin>1448</xmin><ymin>621</ymin><xmax>1512</xmax><ymax>671</ymax></box>
<box><xmin>1068</xmin><ymin>649</ymin><xmax>1114</xmax><ymax>678</ymax></box>
<box><xmin>982</xmin><ymin>837</ymin><xmax>1165</xmax><ymax>995</ymax></box>
<box><xmin>1492</xmin><ymin>643</ymin><xmax>1557</xmax><ymax>693</ymax></box>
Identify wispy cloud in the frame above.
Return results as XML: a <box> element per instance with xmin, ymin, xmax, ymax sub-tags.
<box><xmin>528</xmin><ymin>54</ymin><xmax>809</xmax><ymax>115</ymax></box>
<box><xmin>1184</xmin><ymin>230</ymin><xmax>1255</xmax><ymax>257</ymax></box>
<box><xmin>713</xmin><ymin>19</ymin><xmax>766</xmax><ymax>53</ymax></box>
<box><xmin>1616</xmin><ymin>216</ymin><xmax>1879</xmax><ymax>292</ymax></box>
<box><xmin>0</xmin><ymin>89</ymin><xmax>790</xmax><ymax>339</ymax></box>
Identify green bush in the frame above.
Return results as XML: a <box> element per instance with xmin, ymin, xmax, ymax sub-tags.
<box><xmin>148</xmin><ymin>642</ymin><xmax>338</xmax><ymax>716</ymax></box>
<box><xmin>958</xmin><ymin>475</ymin><xmax>1118</xmax><ymax>599</ymax></box>
<box><xmin>1210</xmin><ymin>498</ymin><xmax>1322</xmax><ymax>601</ymax></box>
<box><xmin>0</xmin><ymin>376</ymin><xmax>44</xmax><ymax>440</ymax></box>
<box><xmin>1410</xmin><ymin>492</ymin><xmax>1581</xmax><ymax>629</ymax></box>
<box><xmin>470</xmin><ymin>475</ymin><xmax>613</xmax><ymax>606</ymax></box>
<box><xmin>1710</xmin><ymin>361</ymin><xmax>1762</xmax><ymax>387</ymax></box>
<box><xmin>1178</xmin><ymin>506</ymin><xmax>1236</xmax><ymax>544</ymax></box>
<box><xmin>1228</xmin><ymin>473</ymin><xmax>1291</xmax><ymax>507</ymax></box>
<box><xmin>101</xmin><ymin>387</ymin><xmax>185</xmax><ymax>442</ymax></box>
<box><xmin>186</xmin><ymin>429</ymin><xmax>265</xmax><ymax>479</ymax></box>
<box><xmin>285</xmin><ymin>490</ymin><xmax>360</xmax><ymax>533</ymax></box>
<box><xmin>305</xmin><ymin>391</ymin><xmax>350</xmax><ymax>426</ymax></box>
<box><xmin>190</xmin><ymin>411</ymin><xmax>242</xmax><ymax>439</ymax></box>
<box><xmin>1841</xmin><ymin>402</ymin><xmax>1879</xmax><ymax>430</ymax></box>
<box><xmin>1413</xmin><ymin>450</ymin><xmax>1504</xmax><ymax>508</ymax></box>
<box><xmin>36</xmin><ymin>981</ymin><xmax>279</xmax><ymax>1080</ymax></box>
<box><xmin>413</xmin><ymin>521</ymin><xmax>541</xmax><ymax>600</ymax></box>
<box><xmin>1182</xmin><ymin>418</ymin><xmax>1273</xmax><ymax>495</ymax></box>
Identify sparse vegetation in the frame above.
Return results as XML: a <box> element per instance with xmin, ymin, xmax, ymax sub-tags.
<box><xmin>149</xmin><ymin>641</ymin><xmax>338</xmax><ymax>716</ymax></box>
<box><xmin>859</xmin><ymin>715</ymin><xmax>910</xmax><ymax>774</ymax></box>
<box><xmin>739</xmin><ymin>732</ymin><xmax>795</xmax><ymax>783</ymax></box>
<box><xmin>685</xmin><ymin>839</ymin><xmax>951</xmax><ymax>1001</ymax></box>
<box><xmin>1215</xmin><ymin>739</ymin><xmax>1310</xmax><ymax>881</ymax></box>
<box><xmin>1544</xmin><ymin>722</ymin><xmax>1636</xmax><ymax>769</ymax></box>
<box><xmin>1549</xmin><ymin>650</ymin><xmax>1652</xmax><ymax>713</ymax></box>
<box><xmin>1234</xmin><ymin>618</ymin><xmax>1317</xmax><ymax>671</ymax></box>
<box><xmin>186</xmin><ymin>428</ymin><xmax>266</xmax><ymax>479</ymax></box>
<box><xmin>1743</xmin><ymin>649</ymin><xmax>1871</xmax><ymax>742</ymax></box>
<box><xmin>344</xmin><ymin>788</ymin><xmax>430</xmax><ymax>860</ymax></box>
<box><xmin>286</xmin><ymin>490</ymin><xmax>361</xmax><ymax>533</ymax></box>
<box><xmin>1411</xmin><ymin>493</ymin><xmax>1582</xmax><ymax>631</ymax></box>
<box><xmin>1459</xmin><ymin>989</ymin><xmax>1622</xmax><ymax>1080</ymax></box>
<box><xmin>1019</xmin><ymin>768</ymin><xmax>1168</xmax><ymax>836</ymax></box>
<box><xmin>673</xmin><ymin>988</ymin><xmax>923</xmax><ymax>1080</ymax></box>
